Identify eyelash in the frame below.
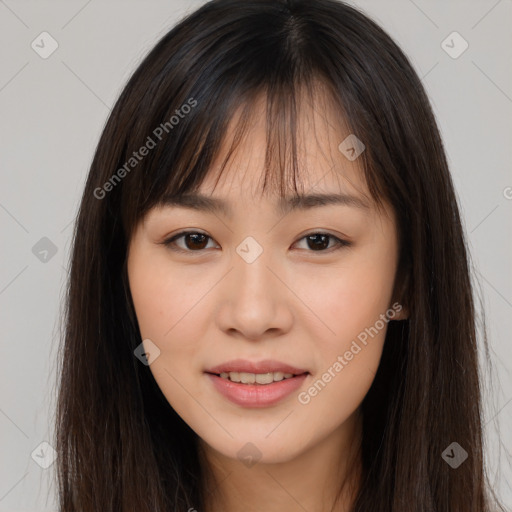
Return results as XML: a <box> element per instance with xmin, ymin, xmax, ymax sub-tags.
<box><xmin>161</xmin><ymin>230</ymin><xmax>351</xmax><ymax>255</ymax></box>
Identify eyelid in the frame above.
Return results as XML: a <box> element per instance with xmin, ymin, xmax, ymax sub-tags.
<box><xmin>160</xmin><ymin>229</ymin><xmax>352</xmax><ymax>254</ymax></box>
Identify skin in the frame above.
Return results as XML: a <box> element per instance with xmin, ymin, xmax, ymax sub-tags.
<box><xmin>127</xmin><ymin>90</ymin><xmax>407</xmax><ymax>512</ymax></box>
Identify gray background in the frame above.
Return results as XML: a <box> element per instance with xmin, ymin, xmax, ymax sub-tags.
<box><xmin>0</xmin><ymin>1</ymin><xmax>511</xmax><ymax>510</ymax></box>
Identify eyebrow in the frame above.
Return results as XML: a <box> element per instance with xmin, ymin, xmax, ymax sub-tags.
<box><xmin>158</xmin><ymin>192</ymin><xmax>370</xmax><ymax>218</ymax></box>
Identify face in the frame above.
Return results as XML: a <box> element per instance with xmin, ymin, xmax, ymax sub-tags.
<box><xmin>127</xmin><ymin>92</ymin><xmax>405</xmax><ymax>466</ymax></box>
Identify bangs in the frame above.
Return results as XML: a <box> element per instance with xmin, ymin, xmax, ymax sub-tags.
<box><xmin>115</xmin><ymin>8</ymin><xmax>392</xmax><ymax>240</ymax></box>
<box><xmin>119</xmin><ymin>74</ymin><xmax>386</xmax><ymax>239</ymax></box>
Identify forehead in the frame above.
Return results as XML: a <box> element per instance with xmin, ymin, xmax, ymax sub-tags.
<box><xmin>196</xmin><ymin>85</ymin><xmax>370</xmax><ymax>205</ymax></box>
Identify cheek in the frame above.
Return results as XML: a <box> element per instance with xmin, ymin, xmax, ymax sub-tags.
<box><xmin>291</xmin><ymin>245</ymin><xmax>397</xmax><ymax>413</ymax></box>
<box><xmin>298</xmin><ymin>249</ymin><xmax>397</xmax><ymax>351</ymax></box>
<box><xmin>127</xmin><ymin>253</ymin><xmax>208</xmax><ymax>411</ymax></box>
<box><xmin>293</xmin><ymin>264</ymin><xmax>395</xmax><ymax>445</ymax></box>
<box><xmin>128</xmin><ymin>247</ymin><xmax>208</xmax><ymax>340</ymax></box>
<box><xmin>127</xmin><ymin>253</ymin><xmax>190</xmax><ymax>383</ymax></box>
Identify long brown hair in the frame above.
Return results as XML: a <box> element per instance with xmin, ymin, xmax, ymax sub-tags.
<box><xmin>55</xmin><ymin>0</ymin><xmax>508</xmax><ymax>510</ymax></box>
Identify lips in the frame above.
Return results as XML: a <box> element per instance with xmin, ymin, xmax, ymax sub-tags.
<box><xmin>206</xmin><ymin>372</ymin><xmax>309</xmax><ymax>407</ymax></box>
<box><xmin>205</xmin><ymin>359</ymin><xmax>310</xmax><ymax>407</ymax></box>
<box><xmin>206</xmin><ymin>359</ymin><xmax>309</xmax><ymax>376</ymax></box>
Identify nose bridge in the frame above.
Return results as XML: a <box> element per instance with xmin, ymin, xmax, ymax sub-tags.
<box><xmin>233</xmin><ymin>234</ymin><xmax>276</xmax><ymax>302</ymax></box>
<box><xmin>215</xmin><ymin>234</ymin><xmax>292</xmax><ymax>339</ymax></box>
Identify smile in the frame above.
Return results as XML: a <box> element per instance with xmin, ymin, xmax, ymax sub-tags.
<box><xmin>206</xmin><ymin>372</ymin><xmax>309</xmax><ymax>407</ymax></box>
<box><xmin>218</xmin><ymin>371</ymin><xmax>298</xmax><ymax>384</ymax></box>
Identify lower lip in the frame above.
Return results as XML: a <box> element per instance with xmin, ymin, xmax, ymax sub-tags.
<box><xmin>206</xmin><ymin>373</ymin><xmax>309</xmax><ymax>408</ymax></box>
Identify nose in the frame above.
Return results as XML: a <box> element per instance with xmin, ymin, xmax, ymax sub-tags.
<box><xmin>215</xmin><ymin>247</ymin><xmax>293</xmax><ymax>341</ymax></box>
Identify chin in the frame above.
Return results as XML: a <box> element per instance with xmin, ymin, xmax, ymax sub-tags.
<box><xmin>200</xmin><ymin>433</ymin><xmax>305</xmax><ymax>466</ymax></box>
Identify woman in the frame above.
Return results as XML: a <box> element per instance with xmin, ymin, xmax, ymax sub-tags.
<box><xmin>55</xmin><ymin>0</ymin><xmax>507</xmax><ymax>510</ymax></box>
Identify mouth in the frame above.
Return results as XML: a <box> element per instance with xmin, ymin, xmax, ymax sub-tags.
<box><xmin>205</xmin><ymin>359</ymin><xmax>310</xmax><ymax>384</ymax></box>
<box><xmin>207</xmin><ymin>370</ymin><xmax>309</xmax><ymax>385</ymax></box>
<box><xmin>204</xmin><ymin>359</ymin><xmax>310</xmax><ymax>407</ymax></box>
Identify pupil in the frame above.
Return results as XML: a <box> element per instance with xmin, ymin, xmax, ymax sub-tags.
<box><xmin>186</xmin><ymin>233</ymin><xmax>207</xmax><ymax>250</ymax></box>
<box><xmin>307</xmin><ymin>234</ymin><xmax>329</xmax><ymax>250</ymax></box>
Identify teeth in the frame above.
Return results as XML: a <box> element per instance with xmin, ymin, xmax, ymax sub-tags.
<box><xmin>255</xmin><ymin>373</ymin><xmax>273</xmax><ymax>384</ymax></box>
<box><xmin>218</xmin><ymin>371</ymin><xmax>299</xmax><ymax>384</ymax></box>
<box><xmin>240</xmin><ymin>372</ymin><xmax>255</xmax><ymax>384</ymax></box>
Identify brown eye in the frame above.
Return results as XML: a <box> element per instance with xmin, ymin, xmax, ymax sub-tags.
<box><xmin>305</xmin><ymin>234</ymin><xmax>330</xmax><ymax>251</ymax></box>
<box><xmin>162</xmin><ymin>230</ymin><xmax>350</xmax><ymax>255</ymax></box>
<box><xmin>181</xmin><ymin>233</ymin><xmax>209</xmax><ymax>250</ymax></box>
<box><xmin>163</xmin><ymin>231</ymin><xmax>216</xmax><ymax>252</ymax></box>
<box><xmin>294</xmin><ymin>232</ymin><xmax>351</xmax><ymax>253</ymax></box>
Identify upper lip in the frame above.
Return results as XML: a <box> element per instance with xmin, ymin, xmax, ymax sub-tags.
<box><xmin>206</xmin><ymin>359</ymin><xmax>309</xmax><ymax>375</ymax></box>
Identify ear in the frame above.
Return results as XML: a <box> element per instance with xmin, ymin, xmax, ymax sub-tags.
<box><xmin>389</xmin><ymin>267</ymin><xmax>410</xmax><ymax>321</ymax></box>
<box><xmin>389</xmin><ymin>301</ymin><xmax>409</xmax><ymax>321</ymax></box>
